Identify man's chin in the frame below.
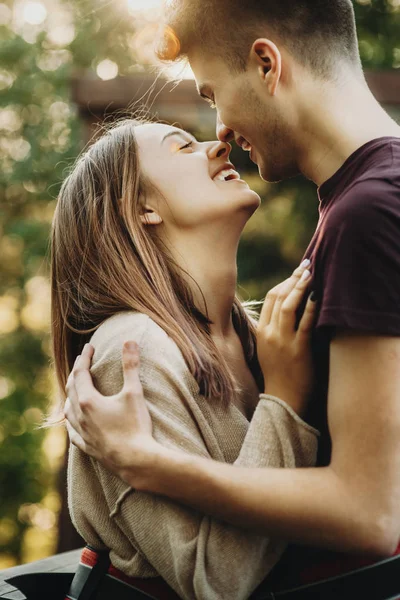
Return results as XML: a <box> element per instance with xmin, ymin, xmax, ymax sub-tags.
<box><xmin>258</xmin><ymin>158</ymin><xmax>300</xmax><ymax>183</ymax></box>
<box><xmin>257</xmin><ymin>161</ymin><xmax>282</xmax><ymax>183</ymax></box>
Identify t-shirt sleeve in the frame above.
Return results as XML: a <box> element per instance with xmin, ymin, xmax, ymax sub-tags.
<box><xmin>315</xmin><ymin>180</ymin><xmax>400</xmax><ymax>335</ymax></box>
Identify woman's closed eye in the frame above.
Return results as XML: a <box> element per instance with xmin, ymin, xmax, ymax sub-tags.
<box><xmin>180</xmin><ymin>141</ymin><xmax>194</xmax><ymax>151</ymax></box>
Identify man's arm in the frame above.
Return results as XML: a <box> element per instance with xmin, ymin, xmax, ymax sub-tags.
<box><xmin>129</xmin><ymin>333</ymin><xmax>400</xmax><ymax>556</ymax></box>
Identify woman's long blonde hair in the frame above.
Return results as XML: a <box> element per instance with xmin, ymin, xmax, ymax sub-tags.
<box><xmin>50</xmin><ymin>119</ymin><xmax>262</xmax><ymax>418</ymax></box>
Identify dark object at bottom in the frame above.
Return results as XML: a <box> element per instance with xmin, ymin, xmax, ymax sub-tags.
<box><xmin>253</xmin><ymin>553</ymin><xmax>400</xmax><ymax>600</ymax></box>
<box><xmin>6</xmin><ymin>570</ymin><xmax>157</xmax><ymax>600</ymax></box>
<box><xmin>2</xmin><ymin>547</ymin><xmax>400</xmax><ymax>600</ymax></box>
<box><xmin>6</xmin><ymin>572</ymin><xmax>73</xmax><ymax>600</ymax></box>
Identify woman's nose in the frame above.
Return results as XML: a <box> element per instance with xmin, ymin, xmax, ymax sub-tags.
<box><xmin>207</xmin><ymin>141</ymin><xmax>232</xmax><ymax>160</ymax></box>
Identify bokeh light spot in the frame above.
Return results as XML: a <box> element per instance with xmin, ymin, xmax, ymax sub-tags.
<box><xmin>0</xmin><ymin>3</ymin><xmax>11</xmax><ymax>25</ymax></box>
<box><xmin>96</xmin><ymin>59</ymin><xmax>119</xmax><ymax>81</ymax></box>
<box><xmin>23</xmin><ymin>1</ymin><xmax>47</xmax><ymax>25</ymax></box>
<box><xmin>0</xmin><ymin>377</ymin><xmax>16</xmax><ymax>401</ymax></box>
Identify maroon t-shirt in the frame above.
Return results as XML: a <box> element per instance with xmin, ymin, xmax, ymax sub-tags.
<box><xmin>308</xmin><ymin>136</ymin><xmax>400</xmax><ymax>465</ymax></box>
<box><xmin>267</xmin><ymin>137</ymin><xmax>400</xmax><ymax>590</ymax></box>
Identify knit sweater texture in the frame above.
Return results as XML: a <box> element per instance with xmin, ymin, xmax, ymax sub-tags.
<box><xmin>68</xmin><ymin>311</ymin><xmax>319</xmax><ymax>600</ymax></box>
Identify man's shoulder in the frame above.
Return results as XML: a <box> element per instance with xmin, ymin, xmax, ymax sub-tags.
<box><xmin>325</xmin><ymin>172</ymin><xmax>400</xmax><ymax>232</ymax></box>
<box><xmin>324</xmin><ymin>137</ymin><xmax>399</xmax><ymax>215</ymax></box>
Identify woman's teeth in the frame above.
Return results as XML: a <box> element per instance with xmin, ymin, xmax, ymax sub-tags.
<box><xmin>213</xmin><ymin>168</ymin><xmax>240</xmax><ymax>182</ymax></box>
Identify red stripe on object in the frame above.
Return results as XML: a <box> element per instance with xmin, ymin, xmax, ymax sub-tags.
<box><xmin>80</xmin><ymin>546</ymin><xmax>98</xmax><ymax>568</ymax></box>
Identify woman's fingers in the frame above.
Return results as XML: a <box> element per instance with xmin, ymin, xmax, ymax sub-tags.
<box><xmin>270</xmin><ymin>262</ymin><xmax>310</xmax><ymax>327</ymax></box>
<box><xmin>259</xmin><ymin>288</ymin><xmax>279</xmax><ymax>330</ymax></box>
<box><xmin>297</xmin><ymin>292</ymin><xmax>318</xmax><ymax>338</ymax></box>
<box><xmin>279</xmin><ymin>269</ymin><xmax>312</xmax><ymax>337</ymax></box>
<box><xmin>259</xmin><ymin>260</ymin><xmax>311</xmax><ymax>329</ymax></box>
<box><xmin>122</xmin><ymin>341</ymin><xmax>142</xmax><ymax>395</ymax></box>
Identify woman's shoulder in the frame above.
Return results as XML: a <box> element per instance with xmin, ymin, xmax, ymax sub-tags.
<box><xmin>90</xmin><ymin>311</ymin><xmax>187</xmax><ymax>377</ymax></box>
<box><xmin>91</xmin><ymin>311</ymin><xmax>150</xmax><ymax>348</ymax></box>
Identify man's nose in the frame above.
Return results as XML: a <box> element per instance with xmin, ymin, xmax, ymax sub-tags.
<box><xmin>216</xmin><ymin>113</ymin><xmax>234</xmax><ymax>143</ymax></box>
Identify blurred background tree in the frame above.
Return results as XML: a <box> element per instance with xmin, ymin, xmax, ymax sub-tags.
<box><xmin>0</xmin><ymin>0</ymin><xmax>399</xmax><ymax>567</ymax></box>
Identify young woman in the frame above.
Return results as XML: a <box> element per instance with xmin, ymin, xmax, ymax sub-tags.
<box><xmin>52</xmin><ymin>118</ymin><xmax>318</xmax><ymax>600</ymax></box>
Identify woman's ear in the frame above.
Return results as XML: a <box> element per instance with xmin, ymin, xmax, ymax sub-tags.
<box><xmin>250</xmin><ymin>38</ymin><xmax>282</xmax><ymax>96</ymax></box>
<box><xmin>140</xmin><ymin>206</ymin><xmax>163</xmax><ymax>226</ymax></box>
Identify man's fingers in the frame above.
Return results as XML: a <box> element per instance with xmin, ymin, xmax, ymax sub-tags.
<box><xmin>64</xmin><ymin>396</ymin><xmax>84</xmax><ymax>436</ymax></box>
<box><xmin>297</xmin><ymin>293</ymin><xmax>318</xmax><ymax>337</ymax></box>
<box><xmin>66</xmin><ymin>375</ymin><xmax>85</xmax><ymax>423</ymax></box>
<box><xmin>65</xmin><ymin>419</ymin><xmax>87</xmax><ymax>454</ymax></box>
<box><xmin>72</xmin><ymin>344</ymin><xmax>97</xmax><ymax>410</ymax></box>
<box><xmin>122</xmin><ymin>341</ymin><xmax>143</xmax><ymax>394</ymax></box>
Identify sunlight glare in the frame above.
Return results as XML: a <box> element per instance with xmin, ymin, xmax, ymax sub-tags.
<box><xmin>127</xmin><ymin>0</ymin><xmax>162</xmax><ymax>13</ymax></box>
<box><xmin>0</xmin><ymin>3</ymin><xmax>11</xmax><ymax>25</ymax></box>
<box><xmin>164</xmin><ymin>61</ymin><xmax>195</xmax><ymax>80</ymax></box>
<box><xmin>23</xmin><ymin>1</ymin><xmax>47</xmax><ymax>25</ymax></box>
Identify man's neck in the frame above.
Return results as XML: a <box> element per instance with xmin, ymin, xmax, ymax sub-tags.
<box><xmin>296</xmin><ymin>74</ymin><xmax>400</xmax><ymax>187</ymax></box>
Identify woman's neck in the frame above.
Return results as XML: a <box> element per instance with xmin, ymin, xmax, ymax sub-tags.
<box><xmin>165</xmin><ymin>227</ymin><xmax>239</xmax><ymax>339</ymax></box>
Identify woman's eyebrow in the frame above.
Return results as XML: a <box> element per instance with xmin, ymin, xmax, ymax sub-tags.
<box><xmin>161</xmin><ymin>130</ymin><xmax>196</xmax><ymax>145</ymax></box>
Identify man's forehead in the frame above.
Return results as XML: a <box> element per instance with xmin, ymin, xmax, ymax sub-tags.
<box><xmin>188</xmin><ymin>51</ymin><xmax>226</xmax><ymax>90</ymax></box>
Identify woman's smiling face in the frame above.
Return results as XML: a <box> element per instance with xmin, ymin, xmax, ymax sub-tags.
<box><xmin>135</xmin><ymin>123</ymin><xmax>260</xmax><ymax>231</ymax></box>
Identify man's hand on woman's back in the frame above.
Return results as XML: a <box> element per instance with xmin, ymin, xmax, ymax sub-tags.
<box><xmin>64</xmin><ymin>341</ymin><xmax>158</xmax><ymax>485</ymax></box>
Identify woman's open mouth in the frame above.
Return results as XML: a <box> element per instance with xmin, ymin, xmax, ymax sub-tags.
<box><xmin>212</xmin><ymin>163</ymin><xmax>247</xmax><ymax>184</ymax></box>
<box><xmin>213</xmin><ymin>168</ymin><xmax>241</xmax><ymax>182</ymax></box>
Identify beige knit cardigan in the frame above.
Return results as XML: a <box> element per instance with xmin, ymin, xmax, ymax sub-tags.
<box><xmin>68</xmin><ymin>311</ymin><xmax>319</xmax><ymax>600</ymax></box>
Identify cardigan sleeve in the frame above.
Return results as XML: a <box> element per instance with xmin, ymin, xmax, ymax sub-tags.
<box><xmin>235</xmin><ymin>394</ymin><xmax>319</xmax><ymax>469</ymax></box>
<box><xmin>84</xmin><ymin>312</ymin><xmax>319</xmax><ymax>600</ymax></box>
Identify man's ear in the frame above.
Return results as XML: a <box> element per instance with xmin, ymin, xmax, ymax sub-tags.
<box><xmin>250</xmin><ymin>38</ymin><xmax>282</xmax><ymax>96</ymax></box>
<box><xmin>140</xmin><ymin>206</ymin><xmax>163</xmax><ymax>226</ymax></box>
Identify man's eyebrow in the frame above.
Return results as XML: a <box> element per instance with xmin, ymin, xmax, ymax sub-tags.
<box><xmin>161</xmin><ymin>130</ymin><xmax>196</xmax><ymax>145</ymax></box>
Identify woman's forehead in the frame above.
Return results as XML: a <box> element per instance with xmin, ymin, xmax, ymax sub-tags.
<box><xmin>136</xmin><ymin>123</ymin><xmax>185</xmax><ymax>146</ymax></box>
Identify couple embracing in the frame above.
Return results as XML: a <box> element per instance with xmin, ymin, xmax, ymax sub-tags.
<box><xmin>51</xmin><ymin>1</ymin><xmax>400</xmax><ymax>599</ymax></box>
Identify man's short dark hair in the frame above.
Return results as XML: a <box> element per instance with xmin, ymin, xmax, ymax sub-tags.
<box><xmin>162</xmin><ymin>0</ymin><xmax>361</xmax><ymax>78</ymax></box>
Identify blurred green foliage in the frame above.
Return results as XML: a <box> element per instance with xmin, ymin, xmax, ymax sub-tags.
<box><xmin>0</xmin><ymin>0</ymin><xmax>399</xmax><ymax>566</ymax></box>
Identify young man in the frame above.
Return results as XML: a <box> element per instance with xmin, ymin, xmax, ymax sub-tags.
<box><xmin>65</xmin><ymin>1</ymin><xmax>400</xmax><ymax>597</ymax></box>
